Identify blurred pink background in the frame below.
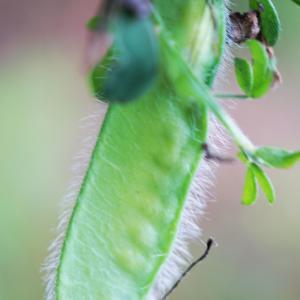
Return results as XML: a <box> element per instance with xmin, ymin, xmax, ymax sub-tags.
<box><xmin>0</xmin><ymin>1</ymin><xmax>299</xmax><ymax>299</ymax></box>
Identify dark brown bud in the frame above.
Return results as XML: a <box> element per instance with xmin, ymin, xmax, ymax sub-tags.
<box><xmin>229</xmin><ymin>11</ymin><xmax>261</xmax><ymax>44</ymax></box>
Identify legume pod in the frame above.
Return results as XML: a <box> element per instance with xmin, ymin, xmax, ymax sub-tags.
<box><xmin>50</xmin><ymin>1</ymin><xmax>227</xmax><ymax>299</ymax></box>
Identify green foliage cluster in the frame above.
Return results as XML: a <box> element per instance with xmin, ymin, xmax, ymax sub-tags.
<box><xmin>232</xmin><ymin>0</ymin><xmax>300</xmax><ymax>205</ymax></box>
<box><xmin>240</xmin><ymin>148</ymin><xmax>300</xmax><ymax>205</ymax></box>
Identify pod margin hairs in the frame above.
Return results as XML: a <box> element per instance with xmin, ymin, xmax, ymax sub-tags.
<box><xmin>43</xmin><ymin>103</ymin><xmax>106</xmax><ymax>300</ymax></box>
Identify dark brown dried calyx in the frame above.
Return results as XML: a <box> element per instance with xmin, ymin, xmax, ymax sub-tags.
<box><xmin>229</xmin><ymin>11</ymin><xmax>261</xmax><ymax>44</ymax></box>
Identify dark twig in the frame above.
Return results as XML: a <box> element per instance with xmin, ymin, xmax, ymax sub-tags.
<box><xmin>161</xmin><ymin>239</ymin><xmax>214</xmax><ymax>300</ymax></box>
<box><xmin>203</xmin><ymin>143</ymin><xmax>236</xmax><ymax>164</ymax></box>
<box><xmin>214</xmin><ymin>93</ymin><xmax>249</xmax><ymax>100</ymax></box>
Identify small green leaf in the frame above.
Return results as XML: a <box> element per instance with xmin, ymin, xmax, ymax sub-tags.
<box><xmin>249</xmin><ymin>0</ymin><xmax>281</xmax><ymax>46</ymax></box>
<box><xmin>251</xmin><ymin>164</ymin><xmax>276</xmax><ymax>204</ymax></box>
<box><xmin>235</xmin><ymin>40</ymin><xmax>273</xmax><ymax>98</ymax></box>
<box><xmin>292</xmin><ymin>0</ymin><xmax>300</xmax><ymax>6</ymax></box>
<box><xmin>242</xmin><ymin>166</ymin><xmax>258</xmax><ymax>205</ymax></box>
<box><xmin>255</xmin><ymin>147</ymin><xmax>300</xmax><ymax>168</ymax></box>
<box><xmin>251</xmin><ymin>70</ymin><xmax>273</xmax><ymax>98</ymax></box>
<box><xmin>86</xmin><ymin>16</ymin><xmax>102</xmax><ymax>31</ymax></box>
<box><xmin>246</xmin><ymin>39</ymin><xmax>273</xmax><ymax>98</ymax></box>
<box><xmin>234</xmin><ymin>58</ymin><xmax>253</xmax><ymax>96</ymax></box>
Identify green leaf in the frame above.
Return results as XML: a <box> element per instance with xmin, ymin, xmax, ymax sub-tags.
<box><xmin>234</xmin><ymin>58</ymin><xmax>253</xmax><ymax>96</ymax></box>
<box><xmin>242</xmin><ymin>166</ymin><xmax>258</xmax><ymax>205</ymax></box>
<box><xmin>246</xmin><ymin>39</ymin><xmax>273</xmax><ymax>98</ymax></box>
<box><xmin>234</xmin><ymin>40</ymin><xmax>273</xmax><ymax>98</ymax></box>
<box><xmin>255</xmin><ymin>147</ymin><xmax>300</xmax><ymax>168</ymax></box>
<box><xmin>91</xmin><ymin>13</ymin><xmax>159</xmax><ymax>103</ymax></box>
<box><xmin>249</xmin><ymin>0</ymin><xmax>281</xmax><ymax>46</ymax></box>
<box><xmin>251</xmin><ymin>164</ymin><xmax>276</xmax><ymax>204</ymax></box>
<box><xmin>86</xmin><ymin>16</ymin><xmax>102</xmax><ymax>31</ymax></box>
<box><xmin>292</xmin><ymin>0</ymin><xmax>300</xmax><ymax>6</ymax></box>
<box><xmin>251</xmin><ymin>70</ymin><xmax>273</xmax><ymax>98</ymax></box>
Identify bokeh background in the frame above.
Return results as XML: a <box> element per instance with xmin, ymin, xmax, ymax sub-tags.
<box><xmin>0</xmin><ymin>1</ymin><xmax>299</xmax><ymax>299</ymax></box>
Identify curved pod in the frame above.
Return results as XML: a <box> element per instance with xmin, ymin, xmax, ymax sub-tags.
<box><xmin>55</xmin><ymin>1</ymin><xmax>226</xmax><ymax>299</ymax></box>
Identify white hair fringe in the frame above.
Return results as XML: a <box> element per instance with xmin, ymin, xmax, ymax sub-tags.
<box><xmin>149</xmin><ymin>1</ymin><xmax>232</xmax><ymax>297</ymax></box>
<box><xmin>43</xmin><ymin>103</ymin><xmax>106</xmax><ymax>300</ymax></box>
<box><xmin>43</xmin><ymin>1</ymin><xmax>233</xmax><ymax>299</ymax></box>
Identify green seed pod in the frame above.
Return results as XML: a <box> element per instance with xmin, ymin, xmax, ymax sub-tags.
<box><xmin>46</xmin><ymin>1</ymin><xmax>227</xmax><ymax>299</ymax></box>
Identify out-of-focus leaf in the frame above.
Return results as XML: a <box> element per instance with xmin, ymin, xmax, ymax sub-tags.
<box><xmin>90</xmin><ymin>13</ymin><xmax>159</xmax><ymax>103</ymax></box>
<box><xmin>249</xmin><ymin>0</ymin><xmax>281</xmax><ymax>46</ymax></box>
<box><xmin>234</xmin><ymin>58</ymin><xmax>253</xmax><ymax>96</ymax></box>
<box><xmin>242</xmin><ymin>166</ymin><xmax>258</xmax><ymax>205</ymax></box>
<box><xmin>255</xmin><ymin>147</ymin><xmax>300</xmax><ymax>168</ymax></box>
<box><xmin>292</xmin><ymin>0</ymin><xmax>300</xmax><ymax>6</ymax></box>
<box><xmin>251</xmin><ymin>164</ymin><xmax>276</xmax><ymax>204</ymax></box>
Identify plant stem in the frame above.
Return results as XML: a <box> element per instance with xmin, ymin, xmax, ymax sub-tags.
<box><xmin>153</xmin><ymin>9</ymin><xmax>255</xmax><ymax>153</ymax></box>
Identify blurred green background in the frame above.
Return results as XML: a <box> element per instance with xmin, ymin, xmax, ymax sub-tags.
<box><xmin>0</xmin><ymin>1</ymin><xmax>299</xmax><ymax>299</ymax></box>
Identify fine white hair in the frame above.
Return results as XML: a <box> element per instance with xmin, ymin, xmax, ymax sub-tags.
<box><xmin>43</xmin><ymin>102</ymin><xmax>106</xmax><ymax>300</ymax></box>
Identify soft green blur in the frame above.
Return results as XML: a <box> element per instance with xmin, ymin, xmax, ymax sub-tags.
<box><xmin>0</xmin><ymin>1</ymin><xmax>299</xmax><ymax>299</ymax></box>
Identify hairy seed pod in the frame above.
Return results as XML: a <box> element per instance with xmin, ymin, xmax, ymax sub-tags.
<box><xmin>46</xmin><ymin>1</ymin><xmax>228</xmax><ymax>299</ymax></box>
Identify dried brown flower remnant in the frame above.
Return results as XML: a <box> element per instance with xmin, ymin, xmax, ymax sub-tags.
<box><xmin>229</xmin><ymin>11</ymin><xmax>260</xmax><ymax>44</ymax></box>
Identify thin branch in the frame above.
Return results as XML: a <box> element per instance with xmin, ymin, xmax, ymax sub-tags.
<box><xmin>161</xmin><ymin>239</ymin><xmax>214</xmax><ymax>300</ymax></box>
<box><xmin>214</xmin><ymin>93</ymin><xmax>249</xmax><ymax>100</ymax></box>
